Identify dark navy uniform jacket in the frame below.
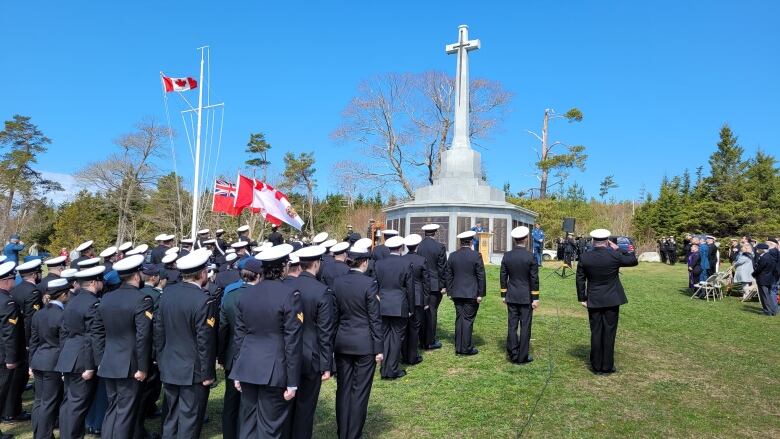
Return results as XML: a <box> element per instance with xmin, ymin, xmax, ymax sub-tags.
<box><xmin>321</xmin><ymin>260</ymin><xmax>350</xmax><ymax>289</ymax></box>
<box><xmin>417</xmin><ymin>237</ymin><xmax>447</xmax><ymax>292</ymax></box>
<box><xmin>154</xmin><ymin>281</ymin><xmax>217</xmax><ymax>385</ymax></box>
<box><xmin>402</xmin><ymin>252</ymin><xmax>430</xmax><ymax>308</ymax></box>
<box><xmin>56</xmin><ymin>291</ymin><xmax>99</xmax><ymax>373</ymax></box>
<box><xmin>317</xmin><ymin>254</ymin><xmax>336</xmax><ymax>281</ymax></box>
<box><xmin>500</xmin><ymin>246</ymin><xmax>539</xmax><ymax>305</ymax></box>
<box><xmin>576</xmin><ymin>247</ymin><xmax>639</xmax><ymax>308</ymax></box>
<box><xmin>285</xmin><ymin>272</ymin><xmax>334</xmax><ymax>375</ymax></box>
<box><xmin>229</xmin><ymin>279</ymin><xmax>302</xmax><ymax>388</ymax></box>
<box><xmin>36</xmin><ymin>273</ymin><xmax>60</xmax><ymax>298</ymax></box>
<box><xmin>332</xmin><ymin>270</ymin><xmax>382</xmax><ymax>356</ymax></box>
<box><xmin>371</xmin><ymin>245</ymin><xmax>390</xmax><ymax>261</ymax></box>
<box><xmin>92</xmin><ymin>284</ymin><xmax>153</xmax><ymax>378</ymax></box>
<box><xmin>753</xmin><ymin>251</ymin><xmax>778</xmax><ymax>286</ymax></box>
<box><xmin>218</xmin><ymin>284</ymin><xmax>246</xmax><ymax>371</ymax></box>
<box><xmin>373</xmin><ymin>254</ymin><xmax>412</xmax><ymax>317</ymax></box>
<box><xmin>29</xmin><ymin>302</ymin><xmax>64</xmax><ymax>372</ymax></box>
<box><xmin>445</xmin><ymin>247</ymin><xmax>486</xmax><ymax>300</ymax></box>
<box><xmin>0</xmin><ymin>289</ymin><xmax>22</xmax><ymax>366</ymax></box>
<box><xmin>10</xmin><ymin>280</ymin><xmax>42</xmax><ymax>350</ymax></box>
<box><xmin>215</xmin><ymin>269</ymin><xmax>240</xmax><ymax>291</ymax></box>
<box><xmin>150</xmin><ymin>245</ymin><xmax>170</xmax><ymax>265</ymax></box>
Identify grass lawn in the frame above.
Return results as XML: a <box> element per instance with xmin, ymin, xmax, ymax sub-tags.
<box><xmin>3</xmin><ymin>262</ymin><xmax>779</xmax><ymax>438</ymax></box>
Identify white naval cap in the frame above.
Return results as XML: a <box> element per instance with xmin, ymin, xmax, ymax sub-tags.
<box><xmin>161</xmin><ymin>253</ymin><xmax>178</xmax><ymax>264</ymax></box>
<box><xmin>225</xmin><ymin>248</ymin><xmax>236</xmax><ymax>254</ymax></box>
<box><xmin>203</xmin><ymin>239</ymin><xmax>216</xmax><ymax>246</ymax></box>
<box><xmin>382</xmin><ymin>229</ymin><xmax>399</xmax><ymax>236</ymax></box>
<box><xmin>347</xmin><ymin>246</ymin><xmax>371</xmax><ymax>260</ymax></box>
<box><xmin>590</xmin><ymin>229</ymin><xmax>611</xmax><ymax>240</ymax></box>
<box><xmin>511</xmin><ymin>226</ymin><xmax>530</xmax><ymax>239</ymax></box>
<box><xmin>118</xmin><ymin>242</ymin><xmax>133</xmax><ymax>252</ymax></box>
<box><xmin>256</xmin><ymin>243</ymin><xmax>294</xmax><ymax>263</ymax></box>
<box><xmin>237</xmin><ymin>225</ymin><xmax>250</xmax><ymax>233</ymax></box>
<box><xmin>0</xmin><ymin>261</ymin><xmax>16</xmax><ymax>279</ymax></box>
<box><xmin>353</xmin><ymin>238</ymin><xmax>373</xmax><ymax>250</ymax></box>
<box><xmin>165</xmin><ymin>247</ymin><xmax>180</xmax><ymax>255</ymax></box>
<box><xmin>99</xmin><ymin>246</ymin><xmax>118</xmax><ymax>258</ymax></box>
<box><xmin>404</xmin><ymin>234</ymin><xmax>422</xmax><ymax>247</ymax></box>
<box><xmin>385</xmin><ymin>236</ymin><xmax>405</xmax><ymax>249</ymax></box>
<box><xmin>74</xmin><ymin>265</ymin><xmax>106</xmax><ymax>281</ymax></box>
<box><xmin>321</xmin><ymin>239</ymin><xmax>338</xmax><ymax>249</ymax></box>
<box><xmin>17</xmin><ymin>259</ymin><xmax>42</xmax><ymax>274</ymax></box>
<box><xmin>75</xmin><ymin>240</ymin><xmax>94</xmax><ymax>252</ymax></box>
<box><xmin>60</xmin><ymin>268</ymin><xmax>79</xmax><ymax>279</ymax></box>
<box><xmin>197</xmin><ymin>229</ymin><xmax>210</xmax><ymax>235</ymax></box>
<box><xmin>44</xmin><ymin>256</ymin><xmax>67</xmax><ymax>267</ymax></box>
<box><xmin>215</xmin><ymin>229</ymin><xmax>225</xmax><ymax>235</ymax></box>
<box><xmin>457</xmin><ymin>230</ymin><xmax>476</xmax><ymax>240</ymax></box>
<box><xmin>176</xmin><ymin>249</ymin><xmax>210</xmax><ymax>274</ymax></box>
<box><xmin>312</xmin><ymin>232</ymin><xmax>329</xmax><ymax>245</ymax></box>
<box><xmin>112</xmin><ymin>254</ymin><xmax>145</xmax><ymax>275</ymax></box>
<box><xmin>421</xmin><ymin>224</ymin><xmax>440</xmax><ymax>232</ymax></box>
<box><xmin>225</xmin><ymin>253</ymin><xmax>238</xmax><ymax>262</ymax></box>
<box><xmin>293</xmin><ymin>245</ymin><xmax>326</xmax><ymax>261</ymax></box>
<box><xmin>330</xmin><ymin>242</ymin><xmax>350</xmax><ymax>255</ymax></box>
<box><xmin>231</xmin><ymin>241</ymin><xmax>249</xmax><ymax>249</ymax></box>
<box><xmin>180</xmin><ymin>238</ymin><xmax>195</xmax><ymax>245</ymax></box>
<box><xmin>126</xmin><ymin>244</ymin><xmax>149</xmax><ymax>256</ymax></box>
<box><xmin>47</xmin><ymin>278</ymin><xmax>71</xmax><ymax>294</ymax></box>
<box><xmin>155</xmin><ymin>234</ymin><xmax>175</xmax><ymax>242</ymax></box>
<box><xmin>77</xmin><ymin>257</ymin><xmax>101</xmax><ymax>268</ymax></box>
<box><xmin>288</xmin><ymin>254</ymin><xmax>300</xmax><ymax>265</ymax></box>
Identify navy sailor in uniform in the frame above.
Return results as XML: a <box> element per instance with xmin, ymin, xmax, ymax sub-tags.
<box><xmin>445</xmin><ymin>230</ymin><xmax>486</xmax><ymax>356</ymax></box>
<box><xmin>70</xmin><ymin>240</ymin><xmax>95</xmax><ymax>269</ymax></box>
<box><xmin>56</xmin><ymin>265</ymin><xmax>105</xmax><ymax>439</ymax></box>
<box><xmin>154</xmin><ymin>248</ymin><xmax>217</xmax><ymax>438</ymax></box>
<box><xmin>29</xmin><ymin>277</ymin><xmax>71</xmax><ymax>439</ymax></box>
<box><xmin>401</xmin><ymin>233</ymin><xmax>430</xmax><ymax>365</ymax></box>
<box><xmin>0</xmin><ymin>261</ymin><xmax>21</xmax><ymax>439</ymax></box>
<box><xmin>500</xmin><ymin>226</ymin><xmax>539</xmax><ymax>365</ymax></box>
<box><xmin>373</xmin><ymin>235</ymin><xmax>412</xmax><ymax>379</ymax></box>
<box><xmin>230</xmin><ymin>244</ymin><xmax>303</xmax><ymax>439</ymax></box>
<box><xmin>321</xmin><ymin>241</ymin><xmax>350</xmax><ymax>289</ymax></box>
<box><xmin>332</xmin><ymin>247</ymin><xmax>383</xmax><ymax>439</ymax></box>
<box><xmin>91</xmin><ymin>253</ymin><xmax>153</xmax><ymax>439</ymax></box>
<box><xmin>417</xmin><ymin>224</ymin><xmax>446</xmax><ymax>350</ymax></box>
<box><xmin>576</xmin><ymin>228</ymin><xmax>638</xmax><ymax>374</ymax></box>
<box><xmin>286</xmin><ymin>244</ymin><xmax>335</xmax><ymax>439</ymax></box>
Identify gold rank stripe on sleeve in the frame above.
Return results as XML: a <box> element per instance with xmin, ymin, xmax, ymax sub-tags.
<box><xmin>8</xmin><ymin>317</ymin><xmax>17</xmax><ymax>325</ymax></box>
<box><xmin>33</xmin><ymin>304</ymin><xmax>40</xmax><ymax>310</ymax></box>
<box><xmin>500</xmin><ymin>289</ymin><xmax>507</xmax><ymax>293</ymax></box>
<box><xmin>206</xmin><ymin>317</ymin><xmax>215</xmax><ymax>327</ymax></box>
<box><xmin>144</xmin><ymin>310</ymin><xmax>153</xmax><ymax>320</ymax></box>
<box><xmin>297</xmin><ymin>312</ymin><xmax>304</xmax><ymax>323</ymax></box>
<box><xmin>532</xmin><ymin>291</ymin><xmax>540</xmax><ymax>296</ymax></box>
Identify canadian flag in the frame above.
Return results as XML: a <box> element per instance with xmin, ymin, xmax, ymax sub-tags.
<box><xmin>235</xmin><ymin>174</ymin><xmax>305</xmax><ymax>230</ymax></box>
<box><xmin>162</xmin><ymin>75</ymin><xmax>198</xmax><ymax>93</ymax></box>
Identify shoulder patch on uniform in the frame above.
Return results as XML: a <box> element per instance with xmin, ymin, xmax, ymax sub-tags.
<box><xmin>296</xmin><ymin>312</ymin><xmax>304</xmax><ymax>323</ymax></box>
<box><xmin>143</xmin><ymin>296</ymin><xmax>152</xmax><ymax>301</ymax></box>
<box><xmin>144</xmin><ymin>310</ymin><xmax>153</xmax><ymax>320</ymax></box>
<box><xmin>206</xmin><ymin>317</ymin><xmax>215</xmax><ymax>327</ymax></box>
<box><xmin>6</xmin><ymin>300</ymin><xmax>14</xmax><ymax>306</ymax></box>
<box><xmin>33</xmin><ymin>304</ymin><xmax>40</xmax><ymax>311</ymax></box>
<box><xmin>8</xmin><ymin>317</ymin><xmax>17</xmax><ymax>325</ymax></box>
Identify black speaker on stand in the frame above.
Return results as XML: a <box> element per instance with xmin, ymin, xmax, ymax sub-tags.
<box><xmin>562</xmin><ymin>217</ymin><xmax>576</xmax><ymax>233</ymax></box>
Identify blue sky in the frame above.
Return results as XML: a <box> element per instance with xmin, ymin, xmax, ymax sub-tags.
<box><xmin>2</xmin><ymin>1</ymin><xmax>778</xmax><ymax>203</ymax></box>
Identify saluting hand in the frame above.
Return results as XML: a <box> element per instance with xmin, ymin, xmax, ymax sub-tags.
<box><xmin>321</xmin><ymin>371</ymin><xmax>331</xmax><ymax>382</ymax></box>
<box><xmin>134</xmin><ymin>370</ymin><xmax>147</xmax><ymax>382</ymax></box>
<box><xmin>82</xmin><ymin>370</ymin><xmax>95</xmax><ymax>381</ymax></box>
<box><xmin>283</xmin><ymin>388</ymin><xmax>296</xmax><ymax>401</ymax></box>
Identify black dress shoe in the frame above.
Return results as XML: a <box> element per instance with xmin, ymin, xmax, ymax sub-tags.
<box><xmin>406</xmin><ymin>357</ymin><xmax>423</xmax><ymax>365</ymax></box>
<box><xmin>425</xmin><ymin>342</ymin><xmax>442</xmax><ymax>350</ymax></box>
<box><xmin>460</xmin><ymin>348</ymin><xmax>478</xmax><ymax>356</ymax></box>
<box><xmin>3</xmin><ymin>411</ymin><xmax>30</xmax><ymax>422</ymax></box>
<box><xmin>514</xmin><ymin>356</ymin><xmax>534</xmax><ymax>365</ymax></box>
<box><xmin>601</xmin><ymin>367</ymin><xmax>617</xmax><ymax>374</ymax></box>
<box><xmin>381</xmin><ymin>370</ymin><xmax>407</xmax><ymax>380</ymax></box>
<box><xmin>0</xmin><ymin>433</ymin><xmax>13</xmax><ymax>439</ymax></box>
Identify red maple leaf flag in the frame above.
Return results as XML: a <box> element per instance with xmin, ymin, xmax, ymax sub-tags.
<box><xmin>212</xmin><ymin>179</ymin><xmax>243</xmax><ymax>216</ymax></box>
<box><xmin>162</xmin><ymin>75</ymin><xmax>198</xmax><ymax>93</ymax></box>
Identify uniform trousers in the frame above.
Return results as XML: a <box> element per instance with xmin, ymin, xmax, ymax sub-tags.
<box><xmin>453</xmin><ymin>299</ymin><xmax>479</xmax><ymax>354</ymax></box>
<box><xmin>85</xmin><ymin>377</ymin><xmax>108</xmax><ymax>431</ymax></box>
<box><xmin>4</xmin><ymin>360</ymin><xmax>27</xmax><ymax>417</ymax></box>
<box><xmin>238</xmin><ymin>383</ymin><xmax>291</xmax><ymax>439</ymax></box>
<box><xmin>506</xmin><ymin>303</ymin><xmax>533</xmax><ymax>362</ymax></box>
<box><xmin>380</xmin><ymin>316</ymin><xmax>406</xmax><ymax>378</ymax></box>
<box><xmin>141</xmin><ymin>361</ymin><xmax>161</xmax><ymax>418</ymax></box>
<box><xmin>162</xmin><ymin>382</ymin><xmax>210</xmax><ymax>438</ymax></box>
<box><xmin>222</xmin><ymin>369</ymin><xmax>241</xmax><ymax>439</ymax></box>
<box><xmin>335</xmin><ymin>353</ymin><xmax>376</xmax><ymax>439</ymax></box>
<box><xmin>59</xmin><ymin>372</ymin><xmax>97</xmax><ymax>439</ymax></box>
<box><xmin>587</xmin><ymin>306</ymin><xmax>620</xmax><ymax>372</ymax></box>
<box><xmin>757</xmin><ymin>284</ymin><xmax>778</xmax><ymax>316</ymax></box>
<box><xmin>32</xmin><ymin>370</ymin><xmax>63</xmax><ymax>439</ymax></box>
<box><xmin>403</xmin><ymin>306</ymin><xmax>424</xmax><ymax>363</ymax></box>
<box><xmin>288</xmin><ymin>370</ymin><xmax>323</xmax><ymax>439</ymax></box>
<box><xmin>102</xmin><ymin>377</ymin><xmax>144</xmax><ymax>439</ymax></box>
<box><xmin>668</xmin><ymin>251</ymin><xmax>677</xmax><ymax>265</ymax></box>
<box><xmin>0</xmin><ymin>366</ymin><xmax>13</xmax><ymax>437</ymax></box>
<box><xmin>423</xmin><ymin>291</ymin><xmax>442</xmax><ymax>347</ymax></box>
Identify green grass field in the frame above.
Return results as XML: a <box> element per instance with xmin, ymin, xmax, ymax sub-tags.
<box><xmin>4</xmin><ymin>262</ymin><xmax>779</xmax><ymax>438</ymax></box>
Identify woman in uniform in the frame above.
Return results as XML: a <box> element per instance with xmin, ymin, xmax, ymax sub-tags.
<box><xmin>29</xmin><ymin>278</ymin><xmax>71</xmax><ymax>439</ymax></box>
<box><xmin>230</xmin><ymin>244</ymin><xmax>303</xmax><ymax>438</ymax></box>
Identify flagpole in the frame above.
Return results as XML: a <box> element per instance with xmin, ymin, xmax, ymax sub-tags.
<box><xmin>191</xmin><ymin>46</ymin><xmax>207</xmax><ymax>240</ymax></box>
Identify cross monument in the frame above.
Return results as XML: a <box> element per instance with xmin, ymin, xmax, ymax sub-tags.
<box><xmin>446</xmin><ymin>24</ymin><xmax>480</xmax><ymax>150</ymax></box>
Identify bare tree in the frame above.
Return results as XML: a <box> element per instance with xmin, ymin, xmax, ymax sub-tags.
<box><xmin>333</xmin><ymin>71</ymin><xmax>511</xmax><ymax>197</ymax></box>
<box><xmin>527</xmin><ymin>108</ymin><xmax>587</xmax><ymax>199</ymax></box>
<box><xmin>76</xmin><ymin>118</ymin><xmax>171</xmax><ymax>243</ymax></box>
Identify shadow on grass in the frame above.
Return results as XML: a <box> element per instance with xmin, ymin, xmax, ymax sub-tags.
<box><xmin>313</xmin><ymin>383</ymin><xmax>392</xmax><ymax>438</ymax></box>
<box><xmin>435</xmin><ymin>323</ymin><xmax>487</xmax><ymax>350</ymax></box>
<box><xmin>567</xmin><ymin>344</ymin><xmax>591</xmax><ymax>368</ymax></box>
<box><xmin>741</xmin><ymin>305</ymin><xmax>765</xmax><ymax>315</ymax></box>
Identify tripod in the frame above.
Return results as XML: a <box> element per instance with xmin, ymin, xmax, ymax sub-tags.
<box><xmin>554</xmin><ymin>261</ymin><xmax>575</xmax><ymax>278</ymax></box>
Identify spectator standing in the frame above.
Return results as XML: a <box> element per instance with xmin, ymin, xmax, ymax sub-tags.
<box><xmin>687</xmin><ymin>244</ymin><xmax>702</xmax><ymax>290</ymax></box>
<box><xmin>3</xmin><ymin>235</ymin><xmax>24</xmax><ymax>263</ymax></box>
<box><xmin>752</xmin><ymin>243</ymin><xmax>778</xmax><ymax>316</ymax></box>
<box><xmin>699</xmin><ymin>237</ymin><xmax>710</xmax><ymax>282</ymax></box>
<box><xmin>733</xmin><ymin>244</ymin><xmax>755</xmax><ymax>298</ymax></box>
<box><xmin>470</xmin><ymin>222</ymin><xmax>485</xmax><ymax>252</ymax></box>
